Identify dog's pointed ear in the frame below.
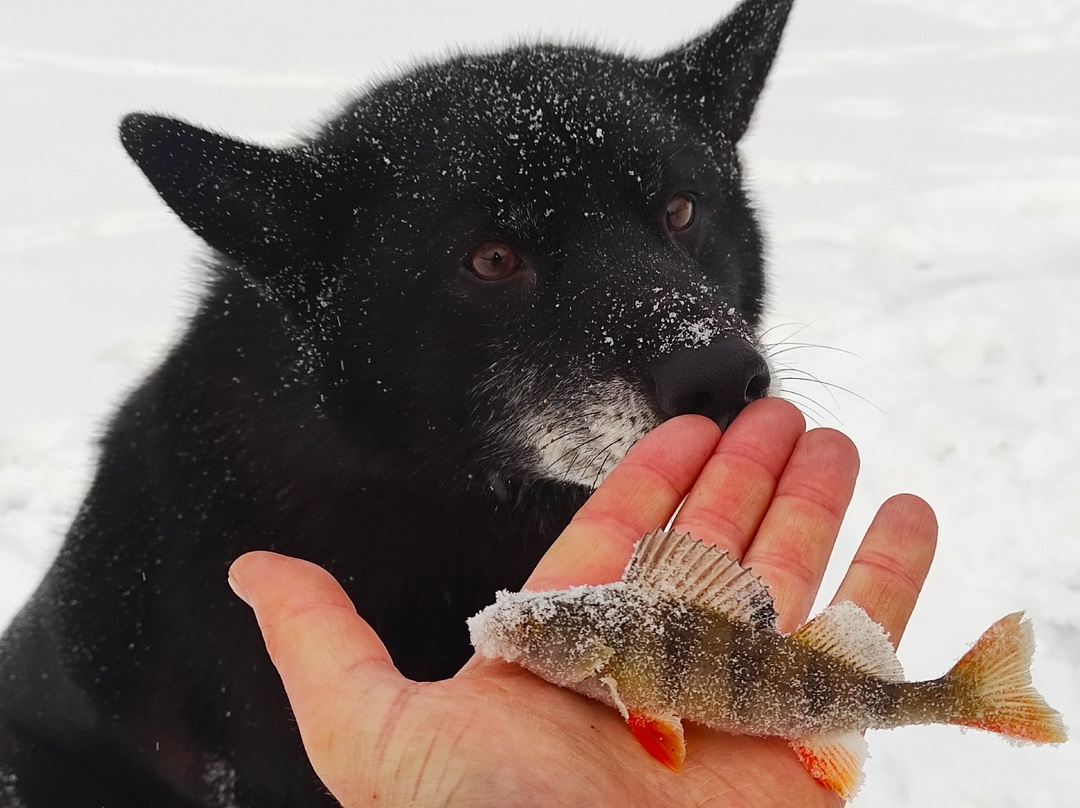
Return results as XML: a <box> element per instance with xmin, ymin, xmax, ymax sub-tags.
<box><xmin>649</xmin><ymin>0</ymin><xmax>794</xmax><ymax>144</ymax></box>
<box><xmin>120</xmin><ymin>113</ymin><xmax>330</xmax><ymax>273</ymax></box>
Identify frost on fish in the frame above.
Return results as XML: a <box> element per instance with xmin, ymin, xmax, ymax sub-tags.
<box><xmin>468</xmin><ymin>528</ymin><xmax>1067</xmax><ymax>801</ymax></box>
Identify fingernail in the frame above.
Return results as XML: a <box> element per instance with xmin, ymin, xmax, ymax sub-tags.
<box><xmin>228</xmin><ymin>570</ymin><xmax>252</xmax><ymax>607</ymax></box>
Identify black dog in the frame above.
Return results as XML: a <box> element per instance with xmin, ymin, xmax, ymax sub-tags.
<box><xmin>0</xmin><ymin>0</ymin><xmax>792</xmax><ymax>804</ymax></box>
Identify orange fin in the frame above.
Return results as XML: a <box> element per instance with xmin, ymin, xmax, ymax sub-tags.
<box><xmin>626</xmin><ymin>711</ymin><xmax>685</xmax><ymax>772</ymax></box>
<box><xmin>790</xmin><ymin>731</ymin><xmax>867</xmax><ymax>802</ymax></box>
<box><xmin>945</xmin><ymin>611</ymin><xmax>1067</xmax><ymax>744</ymax></box>
<box><xmin>791</xmin><ymin>601</ymin><xmax>903</xmax><ymax>681</ymax></box>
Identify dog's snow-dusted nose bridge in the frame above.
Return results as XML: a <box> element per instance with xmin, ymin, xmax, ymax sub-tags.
<box><xmin>650</xmin><ymin>338</ymin><xmax>771</xmax><ymax>430</ymax></box>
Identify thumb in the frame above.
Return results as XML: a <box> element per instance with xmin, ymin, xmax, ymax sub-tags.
<box><xmin>228</xmin><ymin>551</ymin><xmax>403</xmax><ymax>772</ymax></box>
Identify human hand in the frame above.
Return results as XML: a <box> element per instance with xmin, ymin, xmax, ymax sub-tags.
<box><xmin>228</xmin><ymin>398</ymin><xmax>937</xmax><ymax>807</ymax></box>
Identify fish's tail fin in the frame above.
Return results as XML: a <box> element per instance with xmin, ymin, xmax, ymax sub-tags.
<box><xmin>944</xmin><ymin>611</ymin><xmax>1066</xmax><ymax>744</ymax></box>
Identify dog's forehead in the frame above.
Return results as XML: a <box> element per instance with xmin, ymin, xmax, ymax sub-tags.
<box><xmin>438</xmin><ymin>48</ymin><xmax>670</xmax><ymax>145</ymax></box>
<box><xmin>330</xmin><ymin>45</ymin><xmax>717</xmax><ymax>196</ymax></box>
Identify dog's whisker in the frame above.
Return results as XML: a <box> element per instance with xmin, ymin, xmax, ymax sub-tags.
<box><xmin>757</xmin><ymin>321</ymin><xmax>815</xmax><ymax>344</ymax></box>
<box><xmin>582</xmin><ymin>437</ymin><xmax>627</xmax><ymax>486</ymax></box>
<box><xmin>775</xmin><ymin>375</ymin><xmax>843</xmax><ymax>423</ymax></box>
<box><xmin>776</xmin><ymin>389</ymin><xmax>835</xmax><ymax>427</ymax></box>
<box><xmin>763</xmin><ymin>342</ymin><xmax>861</xmax><ymax>361</ymax></box>
<box><xmin>776</xmin><ymin>372</ymin><xmax>883</xmax><ymax>416</ymax></box>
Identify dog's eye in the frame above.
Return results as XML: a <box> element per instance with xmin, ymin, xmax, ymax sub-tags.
<box><xmin>467</xmin><ymin>241</ymin><xmax>521</xmax><ymax>281</ymax></box>
<box><xmin>666</xmin><ymin>193</ymin><xmax>696</xmax><ymax>233</ymax></box>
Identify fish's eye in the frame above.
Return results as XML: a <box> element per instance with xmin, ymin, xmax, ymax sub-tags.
<box><xmin>666</xmin><ymin>193</ymin><xmax>696</xmax><ymax>233</ymax></box>
<box><xmin>466</xmin><ymin>241</ymin><xmax>521</xmax><ymax>281</ymax></box>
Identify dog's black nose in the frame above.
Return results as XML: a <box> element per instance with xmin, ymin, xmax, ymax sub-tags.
<box><xmin>652</xmin><ymin>338</ymin><xmax>771</xmax><ymax>430</ymax></box>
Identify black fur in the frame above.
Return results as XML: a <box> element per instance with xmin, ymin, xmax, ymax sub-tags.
<box><xmin>0</xmin><ymin>1</ymin><xmax>793</xmax><ymax>804</ymax></box>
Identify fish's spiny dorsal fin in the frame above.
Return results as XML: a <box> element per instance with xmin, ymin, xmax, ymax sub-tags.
<box><xmin>791</xmin><ymin>601</ymin><xmax>904</xmax><ymax>682</ymax></box>
<box><xmin>623</xmin><ymin>528</ymin><xmax>778</xmax><ymax>630</ymax></box>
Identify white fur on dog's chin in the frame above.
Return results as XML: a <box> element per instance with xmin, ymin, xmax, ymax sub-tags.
<box><xmin>516</xmin><ymin>377</ymin><xmax>661</xmax><ymax>490</ymax></box>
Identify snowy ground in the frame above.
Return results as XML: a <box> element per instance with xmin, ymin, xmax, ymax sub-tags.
<box><xmin>1</xmin><ymin>0</ymin><xmax>1078</xmax><ymax>804</ymax></box>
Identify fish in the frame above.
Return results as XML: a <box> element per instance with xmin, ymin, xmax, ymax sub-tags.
<box><xmin>467</xmin><ymin>528</ymin><xmax>1067</xmax><ymax>800</ymax></box>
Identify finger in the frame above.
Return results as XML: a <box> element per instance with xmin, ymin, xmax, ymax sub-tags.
<box><xmin>831</xmin><ymin>493</ymin><xmax>938</xmax><ymax>648</ymax></box>
<box><xmin>741</xmin><ymin>428</ymin><xmax>860</xmax><ymax>631</ymax></box>
<box><xmin>524</xmin><ymin>414</ymin><xmax>722</xmax><ymax>591</ymax></box>
<box><xmin>671</xmin><ymin>398</ymin><xmax>807</xmax><ymax>560</ymax></box>
<box><xmin>228</xmin><ymin>551</ymin><xmax>403</xmax><ymax>762</ymax></box>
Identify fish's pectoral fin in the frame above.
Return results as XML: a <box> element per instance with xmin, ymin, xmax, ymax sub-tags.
<box><xmin>791</xmin><ymin>601</ymin><xmax>904</xmax><ymax>682</ymax></box>
<box><xmin>789</xmin><ymin>731</ymin><xmax>867</xmax><ymax>802</ymax></box>
<box><xmin>569</xmin><ymin>638</ymin><xmax>615</xmax><ymax>683</ymax></box>
<box><xmin>626</xmin><ymin>710</ymin><xmax>686</xmax><ymax>772</ymax></box>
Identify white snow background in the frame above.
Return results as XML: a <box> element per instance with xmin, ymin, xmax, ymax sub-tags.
<box><xmin>1</xmin><ymin>0</ymin><xmax>1077</xmax><ymax>804</ymax></box>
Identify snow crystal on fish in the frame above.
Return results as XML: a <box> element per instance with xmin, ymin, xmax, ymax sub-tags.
<box><xmin>469</xmin><ymin>528</ymin><xmax>1066</xmax><ymax>801</ymax></box>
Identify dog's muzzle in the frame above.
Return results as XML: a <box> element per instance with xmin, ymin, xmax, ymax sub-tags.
<box><xmin>651</xmin><ymin>337</ymin><xmax>771</xmax><ymax>430</ymax></box>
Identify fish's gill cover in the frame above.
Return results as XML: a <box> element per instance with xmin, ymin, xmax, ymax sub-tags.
<box><xmin>468</xmin><ymin>585</ymin><xmax>631</xmax><ymax>665</ymax></box>
<box><xmin>468</xmin><ymin>579</ymin><xmax>695</xmax><ymax>699</ymax></box>
<box><xmin>623</xmin><ymin>528</ymin><xmax>777</xmax><ymax>629</ymax></box>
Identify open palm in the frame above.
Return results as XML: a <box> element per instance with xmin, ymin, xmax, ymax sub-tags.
<box><xmin>229</xmin><ymin>399</ymin><xmax>937</xmax><ymax>807</ymax></box>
